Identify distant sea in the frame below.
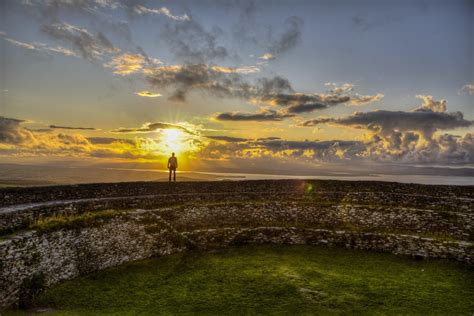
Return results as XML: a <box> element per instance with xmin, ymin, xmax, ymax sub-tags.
<box><xmin>191</xmin><ymin>171</ymin><xmax>474</xmax><ymax>186</ymax></box>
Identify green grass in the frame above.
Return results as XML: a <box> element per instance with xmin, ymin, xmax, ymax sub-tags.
<box><xmin>28</xmin><ymin>210</ymin><xmax>127</xmax><ymax>233</ymax></box>
<box><xmin>6</xmin><ymin>245</ymin><xmax>474</xmax><ymax>315</ymax></box>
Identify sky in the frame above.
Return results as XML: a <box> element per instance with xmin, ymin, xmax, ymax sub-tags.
<box><xmin>0</xmin><ymin>0</ymin><xmax>473</xmax><ymax>175</ymax></box>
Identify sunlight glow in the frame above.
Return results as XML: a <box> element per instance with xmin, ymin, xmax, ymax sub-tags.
<box><xmin>162</xmin><ymin>129</ymin><xmax>185</xmax><ymax>154</ymax></box>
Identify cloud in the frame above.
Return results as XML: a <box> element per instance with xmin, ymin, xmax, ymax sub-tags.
<box><xmin>258</xmin><ymin>138</ymin><xmax>365</xmax><ymax>160</ymax></box>
<box><xmin>286</xmin><ymin>103</ymin><xmax>328</xmax><ymax>114</ymax></box>
<box><xmin>205</xmin><ymin>135</ymin><xmax>249</xmax><ymax>142</ymax></box>
<box><xmin>49</xmin><ymin>125</ymin><xmax>96</xmax><ymax>130</ymax></box>
<box><xmin>2</xmin><ymin>115</ymin><xmax>473</xmax><ymax>166</ymax></box>
<box><xmin>297</xmin><ymin>96</ymin><xmax>474</xmax><ymax>164</ymax></box>
<box><xmin>259</xmin><ymin>83</ymin><xmax>383</xmax><ymax>113</ymax></box>
<box><xmin>299</xmin><ymin>96</ymin><xmax>473</xmax><ymax>136</ymax></box>
<box><xmin>0</xmin><ymin>117</ymin><xmax>31</xmax><ymax>145</ymax></box>
<box><xmin>0</xmin><ymin>116</ymin><xmax>91</xmax><ymax>149</ymax></box>
<box><xmin>325</xmin><ymin>82</ymin><xmax>354</xmax><ymax>94</ymax></box>
<box><xmin>105</xmin><ymin>53</ymin><xmax>146</xmax><ymax>75</ymax></box>
<box><xmin>301</xmin><ymin>109</ymin><xmax>472</xmax><ymax>135</ymax></box>
<box><xmin>143</xmin><ymin>63</ymin><xmax>291</xmax><ymax>102</ymax></box>
<box><xmin>199</xmin><ymin>137</ymin><xmax>366</xmax><ymax>162</ymax></box>
<box><xmin>262</xmin><ymin>93</ymin><xmax>346</xmax><ymax>107</ymax></box>
<box><xmin>200</xmin><ymin>128</ymin><xmax>474</xmax><ymax>165</ymax></box>
<box><xmin>215</xmin><ymin>110</ymin><xmax>294</xmax><ymax>121</ymax></box>
<box><xmin>230</xmin><ymin>2</ymin><xmax>303</xmax><ymax>60</ymax></box>
<box><xmin>349</xmin><ymin>93</ymin><xmax>384</xmax><ymax>106</ymax></box>
<box><xmin>259</xmin><ymin>53</ymin><xmax>275</xmax><ymax>61</ymax></box>
<box><xmin>87</xmin><ymin>137</ymin><xmax>134</xmax><ymax>145</ymax></box>
<box><xmin>267</xmin><ymin>16</ymin><xmax>304</xmax><ymax>56</ymax></box>
<box><xmin>0</xmin><ymin>116</ymin><xmax>166</xmax><ymax>161</ymax></box>
<box><xmin>415</xmin><ymin>95</ymin><xmax>446</xmax><ymax>113</ymax></box>
<box><xmin>41</xmin><ymin>22</ymin><xmax>119</xmax><ymax>61</ymax></box>
<box><xmin>161</xmin><ymin>19</ymin><xmax>228</xmax><ymax>63</ymax></box>
<box><xmin>135</xmin><ymin>91</ymin><xmax>162</xmax><ymax>98</ymax></box>
<box><xmin>22</xmin><ymin>0</ymin><xmax>120</xmax><ymax>11</ymax></box>
<box><xmin>133</xmin><ymin>5</ymin><xmax>190</xmax><ymax>21</ymax></box>
<box><xmin>142</xmin><ymin>63</ymin><xmax>381</xmax><ymax>115</ymax></box>
<box><xmin>1</xmin><ymin>33</ymin><xmax>79</xmax><ymax>57</ymax></box>
<box><xmin>259</xmin><ymin>92</ymin><xmax>348</xmax><ymax>114</ymax></box>
<box><xmin>210</xmin><ymin>65</ymin><xmax>260</xmax><ymax>74</ymax></box>
<box><xmin>459</xmin><ymin>84</ymin><xmax>474</xmax><ymax>95</ymax></box>
<box><xmin>111</xmin><ymin>122</ymin><xmax>192</xmax><ymax>134</ymax></box>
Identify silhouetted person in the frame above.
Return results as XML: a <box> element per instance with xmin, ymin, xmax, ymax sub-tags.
<box><xmin>168</xmin><ymin>153</ymin><xmax>178</xmax><ymax>182</ymax></box>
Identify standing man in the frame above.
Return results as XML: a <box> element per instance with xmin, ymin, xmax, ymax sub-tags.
<box><xmin>168</xmin><ymin>152</ymin><xmax>178</xmax><ymax>182</ymax></box>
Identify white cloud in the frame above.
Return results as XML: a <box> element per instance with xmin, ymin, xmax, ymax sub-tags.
<box><xmin>459</xmin><ymin>84</ymin><xmax>474</xmax><ymax>95</ymax></box>
<box><xmin>133</xmin><ymin>5</ymin><xmax>190</xmax><ymax>21</ymax></box>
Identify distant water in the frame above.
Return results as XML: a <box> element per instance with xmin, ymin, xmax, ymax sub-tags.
<box><xmin>192</xmin><ymin>172</ymin><xmax>474</xmax><ymax>186</ymax></box>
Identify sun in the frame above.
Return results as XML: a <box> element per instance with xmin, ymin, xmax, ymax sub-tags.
<box><xmin>161</xmin><ymin>129</ymin><xmax>185</xmax><ymax>154</ymax></box>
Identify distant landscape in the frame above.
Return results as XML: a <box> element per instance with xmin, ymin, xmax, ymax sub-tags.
<box><xmin>0</xmin><ymin>163</ymin><xmax>473</xmax><ymax>187</ymax></box>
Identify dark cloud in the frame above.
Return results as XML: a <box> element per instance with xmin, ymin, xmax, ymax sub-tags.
<box><xmin>261</xmin><ymin>93</ymin><xmax>349</xmax><ymax>113</ymax></box>
<box><xmin>301</xmin><ymin>110</ymin><xmax>472</xmax><ymax>137</ymax></box>
<box><xmin>268</xmin><ymin>93</ymin><xmax>319</xmax><ymax>108</ymax></box>
<box><xmin>257</xmin><ymin>137</ymin><xmax>281</xmax><ymax>141</ymax></box>
<box><xmin>49</xmin><ymin>125</ymin><xmax>96</xmax><ymax>130</ymax></box>
<box><xmin>111</xmin><ymin>122</ymin><xmax>192</xmax><ymax>134</ymax></box>
<box><xmin>206</xmin><ymin>135</ymin><xmax>249</xmax><ymax>142</ymax></box>
<box><xmin>143</xmin><ymin>63</ymin><xmax>381</xmax><ymax>116</ymax></box>
<box><xmin>0</xmin><ymin>117</ymin><xmax>31</xmax><ymax>144</ymax></box>
<box><xmin>286</xmin><ymin>103</ymin><xmax>328</xmax><ymax>113</ymax></box>
<box><xmin>299</xmin><ymin>117</ymin><xmax>333</xmax><ymax>126</ymax></box>
<box><xmin>144</xmin><ymin>64</ymin><xmax>292</xmax><ymax>103</ymax></box>
<box><xmin>267</xmin><ymin>16</ymin><xmax>304</xmax><ymax>56</ymax></box>
<box><xmin>258</xmin><ymin>138</ymin><xmax>363</xmax><ymax>152</ymax></box>
<box><xmin>257</xmin><ymin>83</ymin><xmax>382</xmax><ymax>113</ymax></box>
<box><xmin>215</xmin><ymin>110</ymin><xmax>294</xmax><ymax>121</ymax></box>
<box><xmin>256</xmin><ymin>76</ymin><xmax>294</xmax><ymax>96</ymax></box>
<box><xmin>161</xmin><ymin>19</ymin><xmax>228</xmax><ymax>63</ymax></box>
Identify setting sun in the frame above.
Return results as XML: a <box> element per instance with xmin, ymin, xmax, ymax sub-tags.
<box><xmin>162</xmin><ymin>129</ymin><xmax>185</xmax><ymax>154</ymax></box>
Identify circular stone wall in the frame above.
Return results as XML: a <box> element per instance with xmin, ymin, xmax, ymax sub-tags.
<box><xmin>0</xmin><ymin>180</ymin><xmax>472</xmax><ymax>309</ymax></box>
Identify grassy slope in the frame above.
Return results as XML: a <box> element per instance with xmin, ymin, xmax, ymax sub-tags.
<box><xmin>7</xmin><ymin>245</ymin><xmax>474</xmax><ymax>315</ymax></box>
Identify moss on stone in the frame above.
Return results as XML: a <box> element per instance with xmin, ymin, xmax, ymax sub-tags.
<box><xmin>28</xmin><ymin>210</ymin><xmax>127</xmax><ymax>233</ymax></box>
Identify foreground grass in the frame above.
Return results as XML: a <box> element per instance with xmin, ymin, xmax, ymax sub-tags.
<box><xmin>8</xmin><ymin>245</ymin><xmax>474</xmax><ymax>315</ymax></box>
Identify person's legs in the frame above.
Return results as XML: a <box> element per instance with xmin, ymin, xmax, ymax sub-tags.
<box><xmin>173</xmin><ymin>168</ymin><xmax>176</xmax><ymax>181</ymax></box>
<box><xmin>169</xmin><ymin>168</ymin><xmax>172</xmax><ymax>182</ymax></box>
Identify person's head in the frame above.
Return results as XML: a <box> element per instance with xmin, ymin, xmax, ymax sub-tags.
<box><xmin>172</xmin><ymin>152</ymin><xmax>175</xmax><ymax>157</ymax></box>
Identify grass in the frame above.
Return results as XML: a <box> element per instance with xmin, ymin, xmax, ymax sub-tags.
<box><xmin>6</xmin><ymin>245</ymin><xmax>474</xmax><ymax>315</ymax></box>
<box><xmin>29</xmin><ymin>210</ymin><xmax>126</xmax><ymax>233</ymax></box>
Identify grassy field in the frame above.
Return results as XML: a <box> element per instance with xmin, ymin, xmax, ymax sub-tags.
<box><xmin>7</xmin><ymin>245</ymin><xmax>474</xmax><ymax>315</ymax></box>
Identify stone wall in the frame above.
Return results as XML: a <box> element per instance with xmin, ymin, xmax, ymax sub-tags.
<box><xmin>0</xmin><ymin>180</ymin><xmax>472</xmax><ymax>310</ymax></box>
<box><xmin>1</xmin><ymin>180</ymin><xmax>472</xmax><ymax>206</ymax></box>
<box><xmin>0</xmin><ymin>211</ymin><xmax>187</xmax><ymax>308</ymax></box>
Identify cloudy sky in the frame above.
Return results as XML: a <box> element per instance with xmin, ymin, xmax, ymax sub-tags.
<box><xmin>0</xmin><ymin>0</ymin><xmax>473</xmax><ymax>175</ymax></box>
